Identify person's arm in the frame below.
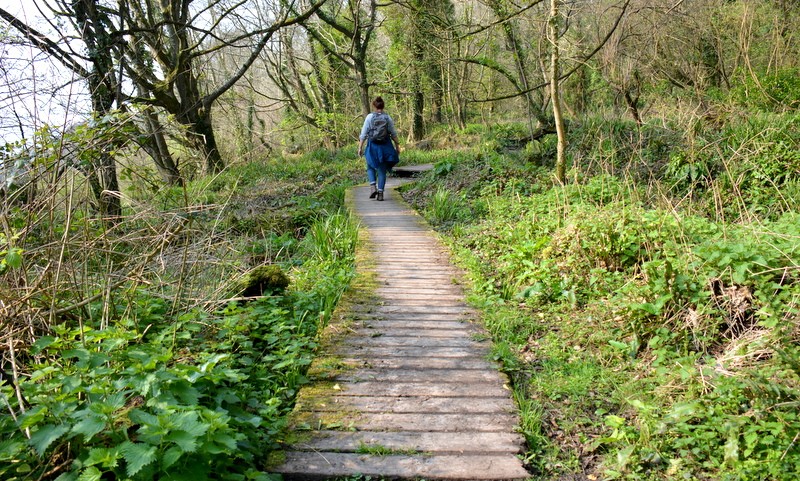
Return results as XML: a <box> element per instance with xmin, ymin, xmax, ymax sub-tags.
<box><xmin>358</xmin><ymin>114</ymin><xmax>372</xmax><ymax>156</ymax></box>
<box><xmin>388</xmin><ymin>116</ymin><xmax>400</xmax><ymax>153</ymax></box>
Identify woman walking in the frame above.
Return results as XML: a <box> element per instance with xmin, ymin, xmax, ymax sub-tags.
<box><xmin>357</xmin><ymin>96</ymin><xmax>400</xmax><ymax>201</ymax></box>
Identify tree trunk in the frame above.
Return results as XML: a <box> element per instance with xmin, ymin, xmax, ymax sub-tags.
<box><xmin>97</xmin><ymin>152</ymin><xmax>122</xmax><ymax>219</ymax></box>
<box><xmin>550</xmin><ymin>0</ymin><xmax>567</xmax><ymax>184</ymax></box>
<box><xmin>78</xmin><ymin>0</ymin><xmax>122</xmax><ymax>220</ymax></box>
<box><xmin>188</xmin><ymin>109</ymin><xmax>224</xmax><ymax>174</ymax></box>
<box><xmin>141</xmin><ymin>105</ymin><xmax>182</xmax><ymax>185</ymax></box>
<box><xmin>412</xmin><ymin>90</ymin><xmax>425</xmax><ymax>140</ymax></box>
<box><xmin>357</xmin><ymin>62</ymin><xmax>371</xmax><ymax>116</ymax></box>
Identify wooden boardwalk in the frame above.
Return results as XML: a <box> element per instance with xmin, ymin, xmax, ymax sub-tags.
<box><xmin>273</xmin><ymin>178</ymin><xmax>529</xmax><ymax>480</ymax></box>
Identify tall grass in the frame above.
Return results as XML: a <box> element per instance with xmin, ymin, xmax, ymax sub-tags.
<box><xmin>301</xmin><ymin>210</ymin><xmax>359</xmax><ymax>263</ymax></box>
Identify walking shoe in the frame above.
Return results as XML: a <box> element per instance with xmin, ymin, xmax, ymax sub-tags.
<box><xmin>369</xmin><ymin>185</ymin><xmax>378</xmax><ymax>198</ymax></box>
<box><xmin>377</xmin><ymin>191</ymin><xmax>384</xmax><ymax>201</ymax></box>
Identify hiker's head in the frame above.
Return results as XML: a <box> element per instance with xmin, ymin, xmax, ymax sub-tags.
<box><xmin>373</xmin><ymin>97</ymin><xmax>385</xmax><ymax>110</ymax></box>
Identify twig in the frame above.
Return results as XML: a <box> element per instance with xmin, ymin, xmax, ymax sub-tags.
<box><xmin>47</xmin><ymin>218</ymin><xmax>187</xmax><ymax>317</ymax></box>
<box><xmin>7</xmin><ymin>331</ymin><xmax>30</xmax><ymax>439</ymax></box>
<box><xmin>781</xmin><ymin>431</ymin><xmax>799</xmax><ymax>461</ymax></box>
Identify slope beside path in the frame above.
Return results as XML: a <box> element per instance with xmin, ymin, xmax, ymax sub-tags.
<box><xmin>272</xmin><ymin>175</ymin><xmax>530</xmax><ymax>480</ymax></box>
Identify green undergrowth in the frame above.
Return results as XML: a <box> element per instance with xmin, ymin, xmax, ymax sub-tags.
<box><xmin>400</xmin><ymin>118</ymin><xmax>800</xmax><ymax>480</ymax></box>
<box><xmin>277</xmin><ymin>207</ymin><xmax>383</xmax><ymax>453</ymax></box>
<box><xmin>0</xmin><ymin>149</ymin><xmax>362</xmax><ymax>480</ymax></box>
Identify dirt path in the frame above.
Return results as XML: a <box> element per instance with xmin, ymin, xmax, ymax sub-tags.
<box><xmin>272</xmin><ymin>177</ymin><xmax>530</xmax><ymax>480</ymax></box>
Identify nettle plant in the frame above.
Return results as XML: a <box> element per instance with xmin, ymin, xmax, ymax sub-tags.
<box><xmin>2</xmin><ymin>321</ymin><xmax>256</xmax><ymax>481</ymax></box>
<box><xmin>1</xmin><ymin>208</ymin><xmax>358</xmax><ymax>481</ymax></box>
<box><xmin>0</xmin><ymin>295</ymin><xmax>338</xmax><ymax>481</ymax></box>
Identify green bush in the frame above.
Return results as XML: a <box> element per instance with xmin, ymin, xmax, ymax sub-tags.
<box><xmin>730</xmin><ymin>68</ymin><xmax>800</xmax><ymax>111</ymax></box>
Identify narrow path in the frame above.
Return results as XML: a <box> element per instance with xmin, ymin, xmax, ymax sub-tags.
<box><xmin>273</xmin><ymin>177</ymin><xmax>529</xmax><ymax>480</ymax></box>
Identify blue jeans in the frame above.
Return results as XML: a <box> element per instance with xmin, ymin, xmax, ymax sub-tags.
<box><xmin>365</xmin><ymin>140</ymin><xmax>396</xmax><ymax>191</ymax></box>
<box><xmin>366</xmin><ymin>160</ymin><xmax>387</xmax><ymax>191</ymax></box>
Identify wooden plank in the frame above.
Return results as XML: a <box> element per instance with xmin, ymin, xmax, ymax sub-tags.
<box><xmin>356</xmin><ymin>320</ymin><xmax>473</xmax><ymax>330</ymax></box>
<box><xmin>352</xmin><ymin>327</ymin><xmax>473</xmax><ymax>338</ymax></box>
<box><xmin>303</xmin><ymin>395</ymin><xmax>517</xmax><ymax>414</ymax></box>
<box><xmin>375</xmin><ymin>286</ymin><xmax>464</xmax><ymax>293</ymax></box>
<box><xmin>343</xmin><ymin>336</ymin><xmax>481</xmax><ymax>348</ymax></box>
<box><xmin>375</xmin><ymin>292</ymin><xmax>464</xmax><ymax>298</ymax></box>
<box><xmin>341</xmin><ymin>356</ymin><xmax>495</xmax><ymax>370</ymax></box>
<box><xmin>331</xmin><ymin>381</ymin><xmax>511</xmax><ymax>398</ymax></box>
<box><xmin>333</xmin><ymin>346</ymin><xmax>486</xmax><ymax>358</ymax></box>
<box><xmin>275</xmin><ymin>452</ymin><xmax>530</xmax><ymax>480</ymax></box>
<box><xmin>295</xmin><ymin>412</ymin><xmax>518</xmax><ymax>432</ymax></box>
<box><xmin>291</xmin><ymin>430</ymin><xmax>524</xmax><ymax>454</ymax></box>
<box><xmin>332</xmin><ymin>368</ymin><xmax>502</xmax><ymax>383</ymax></box>
<box><xmin>350</xmin><ymin>313</ymin><xmax>474</xmax><ymax>322</ymax></box>
<box><xmin>366</xmin><ymin>305</ymin><xmax>475</xmax><ymax>314</ymax></box>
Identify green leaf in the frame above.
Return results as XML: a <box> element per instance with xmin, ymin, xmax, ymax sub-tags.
<box><xmin>19</xmin><ymin>405</ymin><xmax>48</xmax><ymax>429</ymax></box>
<box><xmin>161</xmin><ymin>446</ymin><xmax>183</xmax><ymax>469</ymax></box>
<box><xmin>5</xmin><ymin>249</ymin><xmax>22</xmax><ymax>269</ymax></box>
<box><xmin>616</xmin><ymin>445</ymin><xmax>635</xmax><ymax>468</ymax></box>
<box><xmin>207</xmin><ymin>433</ymin><xmax>236</xmax><ymax>454</ymax></box>
<box><xmin>608</xmin><ymin>340</ymin><xmax>629</xmax><ymax>351</ymax></box>
<box><xmin>604</xmin><ymin>415</ymin><xmax>626</xmax><ymax>428</ymax></box>
<box><xmin>29</xmin><ymin>424</ymin><xmax>70</xmax><ymax>455</ymax></box>
<box><xmin>120</xmin><ymin>441</ymin><xmax>157</xmax><ymax>477</ymax></box>
<box><xmin>54</xmin><ymin>472</ymin><xmax>79</xmax><ymax>481</ymax></box>
<box><xmin>128</xmin><ymin>409</ymin><xmax>159</xmax><ymax>427</ymax></box>
<box><xmin>667</xmin><ymin>401</ymin><xmax>701</xmax><ymax>421</ymax></box>
<box><xmin>71</xmin><ymin>415</ymin><xmax>106</xmax><ymax>441</ymax></box>
<box><xmin>0</xmin><ymin>439</ymin><xmax>25</xmax><ymax>461</ymax></box>
<box><xmin>31</xmin><ymin>336</ymin><xmax>57</xmax><ymax>354</ymax></box>
<box><xmin>77</xmin><ymin>466</ymin><xmax>102</xmax><ymax>481</ymax></box>
<box><xmin>170</xmin><ymin>411</ymin><xmax>208</xmax><ymax>438</ymax></box>
<box><xmin>85</xmin><ymin>447</ymin><xmax>119</xmax><ymax>469</ymax></box>
<box><xmin>165</xmin><ymin>430</ymin><xmax>198</xmax><ymax>453</ymax></box>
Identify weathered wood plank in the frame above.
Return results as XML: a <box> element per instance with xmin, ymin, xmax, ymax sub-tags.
<box><xmin>333</xmin><ymin>345</ymin><xmax>486</xmax><ymax>358</ymax></box>
<box><xmin>332</xmin><ymin>368</ymin><xmax>502</xmax><ymax>383</ymax></box>
<box><xmin>302</xmin><ymin>395</ymin><xmax>517</xmax><ymax>414</ymax></box>
<box><xmin>330</xmin><ymin>381</ymin><xmax>511</xmax><ymax>398</ymax></box>
<box><xmin>357</xmin><ymin>305</ymin><xmax>475</xmax><ymax>314</ymax></box>
<box><xmin>296</xmin><ymin>412</ymin><xmax>519</xmax><ymax>432</ymax></box>
<box><xmin>344</xmin><ymin>336</ymin><xmax>483</xmax><ymax>348</ymax></box>
<box><xmin>275</xmin><ymin>452</ymin><xmax>530</xmax><ymax>480</ymax></box>
<box><xmin>355</xmin><ymin>320</ymin><xmax>473</xmax><ymax>330</ymax></box>
<box><xmin>350</xmin><ymin>313</ymin><xmax>475</xmax><ymax>322</ymax></box>
<box><xmin>292</xmin><ymin>430</ymin><xmax>525</xmax><ymax>454</ymax></box>
<box><xmin>340</xmin><ymin>356</ymin><xmax>495</xmax><ymax>370</ymax></box>
<box><xmin>351</xmin><ymin>327</ymin><xmax>473</xmax><ymax>338</ymax></box>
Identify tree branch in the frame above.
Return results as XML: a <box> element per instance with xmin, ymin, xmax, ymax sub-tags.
<box><xmin>0</xmin><ymin>7</ymin><xmax>90</xmax><ymax>77</ymax></box>
<box><xmin>201</xmin><ymin>0</ymin><xmax>328</xmax><ymax>109</ymax></box>
<box><xmin>466</xmin><ymin>0</ymin><xmax>631</xmax><ymax>103</ymax></box>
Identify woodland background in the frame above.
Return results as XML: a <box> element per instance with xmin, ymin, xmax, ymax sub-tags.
<box><xmin>1</xmin><ymin>0</ymin><xmax>799</xmax><ymax>480</ymax></box>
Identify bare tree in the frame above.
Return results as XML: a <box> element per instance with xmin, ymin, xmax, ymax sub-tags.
<box><xmin>299</xmin><ymin>0</ymin><xmax>378</xmax><ymax>116</ymax></box>
<box><xmin>1</xmin><ymin>1</ymin><xmax>123</xmax><ymax>219</ymax></box>
<box><xmin>118</xmin><ymin>0</ymin><xmax>325</xmax><ymax>173</ymax></box>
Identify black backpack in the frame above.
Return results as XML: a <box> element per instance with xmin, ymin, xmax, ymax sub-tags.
<box><xmin>369</xmin><ymin>113</ymin><xmax>390</xmax><ymax>144</ymax></box>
